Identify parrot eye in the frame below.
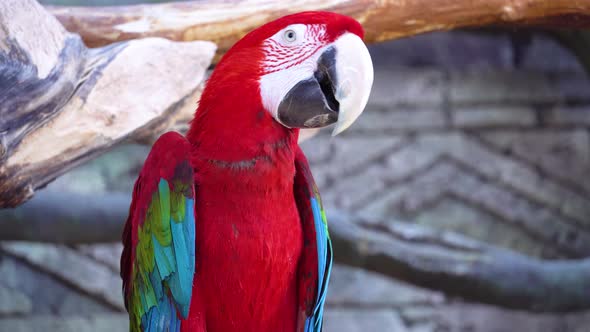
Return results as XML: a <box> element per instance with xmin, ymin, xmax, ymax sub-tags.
<box><xmin>283</xmin><ymin>29</ymin><xmax>297</xmax><ymax>43</ymax></box>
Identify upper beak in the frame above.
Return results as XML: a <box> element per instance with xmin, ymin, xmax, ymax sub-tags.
<box><xmin>330</xmin><ymin>33</ymin><xmax>374</xmax><ymax>135</ymax></box>
<box><xmin>277</xmin><ymin>33</ymin><xmax>373</xmax><ymax>133</ymax></box>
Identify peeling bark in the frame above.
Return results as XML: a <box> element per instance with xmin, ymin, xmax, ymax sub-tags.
<box><xmin>0</xmin><ymin>0</ymin><xmax>216</xmax><ymax>207</ymax></box>
<box><xmin>47</xmin><ymin>0</ymin><xmax>590</xmax><ymax>62</ymax></box>
<box><xmin>328</xmin><ymin>211</ymin><xmax>590</xmax><ymax>313</ymax></box>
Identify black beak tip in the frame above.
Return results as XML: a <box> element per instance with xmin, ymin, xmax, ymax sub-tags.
<box><xmin>277</xmin><ymin>47</ymin><xmax>339</xmax><ymax>129</ymax></box>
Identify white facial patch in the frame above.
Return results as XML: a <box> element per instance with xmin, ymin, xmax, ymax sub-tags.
<box><xmin>258</xmin><ymin>24</ymin><xmax>328</xmax><ymax>124</ymax></box>
<box><xmin>258</xmin><ymin>26</ymin><xmax>374</xmax><ymax>134</ymax></box>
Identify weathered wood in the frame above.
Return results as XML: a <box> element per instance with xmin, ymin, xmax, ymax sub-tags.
<box><xmin>0</xmin><ymin>0</ymin><xmax>83</xmax><ymax>162</ymax></box>
<box><xmin>48</xmin><ymin>0</ymin><xmax>590</xmax><ymax>62</ymax></box>
<box><xmin>2</xmin><ymin>191</ymin><xmax>589</xmax><ymax>312</ymax></box>
<box><xmin>0</xmin><ymin>0</ymin><xmax>216</xmax><ymax>208</ymax></box>
<box><xmin>0</xmin><ymin>190</ymin><xmax>128</xmax><ymax>244</ymax></box>
<box><xmin>328</xmin><ymin>212</ymin><xmax>590</xmax><ymax>313</ymax></box>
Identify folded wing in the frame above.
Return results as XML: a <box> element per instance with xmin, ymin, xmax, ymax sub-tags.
<box><xmin>294</xmin><ymin>147</ymin><xmax>333</xmax><ymax>332</ymax></box>
<box><xmin>120</xmin><ymin>132</ymin><xmax>196</xmax><ymax>332</ymax></box>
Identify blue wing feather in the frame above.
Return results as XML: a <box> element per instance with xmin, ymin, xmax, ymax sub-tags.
<box><xmin>134</xmin><ymin>179</ymin><xmax>194</xmax><ymax>331</ymax></box>
<box><xmin>169</xmin><ymin>213</ymin><xmax>194</xmax><ymax>317</ymax></box>
<box><xmin>309</xmin><ymin>196</ymin><xmax>332</xmax><ymax>331</ymax></box>
<box><xmin>294</xmin><ymin>148</ymin><xmax>333</xmax><ymax>332</ymax></box>
<box><xmin>152</xmin><ymin>234</ymin><xmax>175</xmax><ymax>279</ymax></box>
<box><xmin>121</xmin><ymin>132</ymin><xmax>196</xmax><ymax>332</ymax></box>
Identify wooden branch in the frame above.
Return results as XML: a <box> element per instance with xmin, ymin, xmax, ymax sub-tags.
<box><xmin>2</xmin><ymin>191</ymin><xmax>590</xmax><ymax>312</ymax></box>
<box><xmin>0</xmin><ymin>0</ymin><xmax>216</xmax><ymax>208</ymax></box>
<box><xmin>48</xmin><ymin>0</ymin><xmax>590</xmax><ymax>62</ymax></box>
<box><xmin>0</xmin><ymin>190</ymin><xmax>127</xmax><ymax>244</ymax></box>
<box><xmin>328</xmin><ymin>212</ymin><xmax>590</xmax><ymax>313</ymax></box>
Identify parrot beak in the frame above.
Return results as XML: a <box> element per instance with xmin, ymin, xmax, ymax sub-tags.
<box><xmin>276</xmin><ymin>33</ymin><xmax>373</xmax><ymax>134</ymax></box>
<box><xmin>330</xmin><ymin>33</ymin><xmax>374</xmax><ymax>136</ymax></box>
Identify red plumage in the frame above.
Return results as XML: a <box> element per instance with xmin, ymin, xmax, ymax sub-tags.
<box><xmin>121</xmin><ymin>11</ymin><xmax>365</xmax><ymax>332</ymax></box>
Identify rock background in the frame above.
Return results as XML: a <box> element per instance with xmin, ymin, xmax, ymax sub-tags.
<box><xmin>1</xmin><ymin>30</ymin><xmax>590</xmax><ymax>331</ymax></box>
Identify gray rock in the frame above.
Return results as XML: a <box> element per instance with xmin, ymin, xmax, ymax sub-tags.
<box><xmin>77</xmin><ymin>243</ymin><xmax>124</xmax><ymax>273</ymax></box>
<box><xmin>409</xmin><ymin>303</ymin><xmax>590</xmax><ymax>332</ymax></box>
<box><xmin>1</xmin><ymin>242</ymin><xmax>124</xmax><ymax>310</ymax></box>
<box><xmin>0</xmin><ymin>314</ymin><xmax>128</xmax><ymax>332</ymax></box>
<box><xmin>48</xmin><ymin>144</ymin><xmax>150</xmax><ymax>194</ymax></box>
<box><xmin>544</xmin><ymin>105</ymin><xmax>590</xmax><ymax>127</ymax></box>
<box><xmin>324</xmin><ymin>308</ymin><xmax>407</xmax><ymax>332</ymax></box>
<box><xmin>352</xmin><ymin>108</ymin><xmax>447</xmax><ymax>132</ymax></box>
<box><xmin>480</xmin><ymin>129</ymin><xmax>590</xmax><ymax>193</ymax></box>
<box><xmin>0</xmin><ymin>285</ymin><xmax>32</xmax><ymax>315</ymax></box>
<box><xmin>551</xmin><ymin>73</ymin><xmax>590</xmax><ymax>101</ymax></box>
<box><xmin>449</xmin><ymin>70</ymin><xmax>558</xmax><ymax>105</ymax></box>
<box><xmin>453</xmin><ymin>106</ymin><xmax>536</xmax><ymax>128</ymax></box>
<box><xmin>370</xmin><ymin>68</ymin><xmax>445</xmax><ymax>108</ymax></box>
<box><xmin>0</xmin><ymin>255</ymin><xmax>111</xmax><ymax>315</ymax></box>
<box><xmin>327</xmin><ymin>265</ymin><xmax>444</xmax><ymax>307</ymax></box>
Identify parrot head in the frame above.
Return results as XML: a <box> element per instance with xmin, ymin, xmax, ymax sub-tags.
<box><xmin>254</xmin><ymin>11</ymin><xmax>373</xmax><ymax>135</ymax></box>
<box><xmin>195</xmin><ymin>11</ymin><xmax>373</xmax><ymax>138</ymax></box>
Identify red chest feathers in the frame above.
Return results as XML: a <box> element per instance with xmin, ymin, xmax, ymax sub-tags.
<box><xmin>192</xmin><ymin>153</ymin><xmax>303</xmax><ymax>332</ymax></box>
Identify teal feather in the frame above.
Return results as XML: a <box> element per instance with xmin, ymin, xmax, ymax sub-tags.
<box><xmin>147</xmin><ymin>306</ymin><xmax>158</xmax><ymax>332</ymax></box>
<box><xmin>123</xmin><ymin>133</ymin><xmax>196</xmax><ymax>331</ymax></box>
<box><xmin>168</xmin><ymin>219</ymin><xmax>193</xmax><ymax>317</ymax></box>
<box><xmin>131</xmin><ymin>175</ymin><xmax>195</xmax><ymax>330</ymax></box>
<box><xmin>142</xmin><ymin>292</ymin><xmax>182</xmax><ymax>332</ymax></box>
<box><xmin>184</xmin><ymin>199</ymin><xmax>196</xmax><ymax>271</ymax></box>
<box><xmin>149</xmin><ymin>269</ymin><xmax>163</xmax><ymax>301</ymax></box>
<box><xmin>305</xmin><ymin>195</ymin><xmax>333</xmax><ymax>332</ymax></box>
<box><xmin>152</xmin><ymin>234</ymin><xmax>176</xmax><ymax>279</ymax></box>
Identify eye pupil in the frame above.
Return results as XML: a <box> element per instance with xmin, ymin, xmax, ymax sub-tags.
<box><xmin>284</xmin><ymin>29</ymin><xmax>296</xmax><ymax>42</ymax></box>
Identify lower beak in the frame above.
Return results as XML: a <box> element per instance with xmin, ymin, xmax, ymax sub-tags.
<box><xmin>277</xmin><ymin>33</ymin><xmax>373</xmax><ymax>133</ymax></box>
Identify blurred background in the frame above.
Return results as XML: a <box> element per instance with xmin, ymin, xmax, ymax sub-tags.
<box><xmin>1</xmin><ymin>0</ymin><xmax>590</xmax><ymax>331</ymax></box>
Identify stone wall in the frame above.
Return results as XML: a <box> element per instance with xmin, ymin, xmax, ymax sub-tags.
<box><xmin>1</xmin><ymin>30</ymin><xmax>589</xmax><ymax>331</ymax></box>
<box><xmin>305</xmin><ymin>31</ymin><xmax>590</xmax><ymax>331</ymax></box>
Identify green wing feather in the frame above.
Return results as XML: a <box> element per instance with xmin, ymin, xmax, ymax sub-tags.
<box><xmin>121</xmin><ymin>132</ymin><xmax>196</xmax><ymax>332</ymax></box>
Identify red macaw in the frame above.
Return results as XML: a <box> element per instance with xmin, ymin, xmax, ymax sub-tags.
<box><xmin>120</xmin><ymin>11</ymin><xmax>373</xmax><ymax>332</ymax></box>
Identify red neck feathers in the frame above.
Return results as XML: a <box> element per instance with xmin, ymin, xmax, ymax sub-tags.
<box><xmin>187</xmin><ymin>37</ymin><xmax>299</xmax><ymax>162</ymax></box>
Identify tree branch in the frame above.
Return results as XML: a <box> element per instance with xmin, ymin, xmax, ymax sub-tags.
<box><xmin>47</xmin><ymin>0</ymin><xmax>590</xmax><ymax>62</ymax></box>
<box><xmin>0</xmin><ymin>0</ymin><xmax>215</xmax><ymax>208</ymax></box>
<box><xmin>0</xmin><ymin>191</ymin><xmax>128</xmax><ymax>244</ymax></box>
<box><xmin>328</xmin><ymin>211</ymin><xmax>590</xmax><ymax>313</ymax></box>
<box><xmin>1</xmin><ymin>191</ymin><xmax>589</xmax><ymax>312</ymax></box>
